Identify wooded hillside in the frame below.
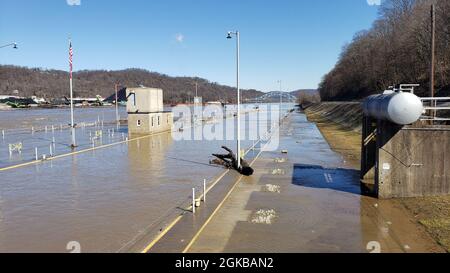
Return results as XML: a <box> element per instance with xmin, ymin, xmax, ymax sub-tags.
<box><xmin>319</xmin><ymin>0</ymin><xmax>450</xmax><ymax>101</ymax></box>
<box><xmin>0</xmin><ymin>65</ymin><xmax>263</xmax><ymax>103</ymax></box>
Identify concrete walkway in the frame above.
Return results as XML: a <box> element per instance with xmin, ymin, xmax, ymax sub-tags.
<box><xmin>187</xmin><ymin>112</ymin><xmax>442</xmax><ymax>253</ymax></box>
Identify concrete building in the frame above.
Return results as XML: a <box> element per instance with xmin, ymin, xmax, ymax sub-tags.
<box><xmin>127</xmin><ymin>87</ymin><xmax>173</xmax><ymax>136</ymax></box>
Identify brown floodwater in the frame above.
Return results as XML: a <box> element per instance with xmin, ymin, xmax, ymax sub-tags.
<box><xmin>0</xmin><ymin>105</ymin><xmax>292</xmax><ymax>252</ymax></box>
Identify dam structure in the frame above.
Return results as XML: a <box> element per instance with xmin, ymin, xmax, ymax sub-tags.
<box><xmin>361</xmin><ymin>84</ymin><xmax>450</xmax><ymax>198</ymax></box>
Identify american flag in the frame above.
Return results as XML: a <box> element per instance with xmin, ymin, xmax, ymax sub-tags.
<box><xmin>69</xmin><ymin>41</ymin><xmax>73</xmax><ymax>79</ymax></box>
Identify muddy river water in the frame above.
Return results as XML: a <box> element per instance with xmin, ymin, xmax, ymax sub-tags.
<box><xmin>0</xmin><ymin>105</ymin><xmax>291</xmax><ymax>252</ymax></box>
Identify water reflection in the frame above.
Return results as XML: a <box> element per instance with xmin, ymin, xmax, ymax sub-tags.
<box><xmin>0</xmin><ymin>104</ymin><xmax>296</xmax><ymax>252</ymax></box>
<box><xmin>127</xmin><ymin>132</ymin><xmax>173</xmax><ymax>188</ymax></box>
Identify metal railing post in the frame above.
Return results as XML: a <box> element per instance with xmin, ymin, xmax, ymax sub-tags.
<box><xmin>203</xmin><ymin>179</ymin><xmax>207</xmax><ymax>203</ymax></box>
<box><xmin>192</xmin><ymin>188</ymin><xmax>196</xmax><ymax>214</ymax></box>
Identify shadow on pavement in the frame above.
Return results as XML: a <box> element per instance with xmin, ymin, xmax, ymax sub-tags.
<box><xmin>292</xmin><ymin>164</ymin><xmax>366</xmax><ymax>195</ymax></box>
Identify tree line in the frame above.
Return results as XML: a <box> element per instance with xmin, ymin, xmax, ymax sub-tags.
<box><xmin>319</xmin><ymin>0</ymin><xmax>450</xmax><ymax>101</ymax></box>
<box><xmin>0</xmin><ymin>65</ymin><xmax>263</xmax><ymax>104</ymax></box>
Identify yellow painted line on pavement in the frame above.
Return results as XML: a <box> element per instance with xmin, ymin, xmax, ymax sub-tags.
<box><xmin>0</xmin><ymin>131</ymin><xmax>169</xmax><ymax>172</ymax></box>
<box><xmin>0</xmin><ymin>110</ymin><xmax>257</xmax><ymax>173</ymax></box>
<box><xmin>182</xmin><ymin>148</ymin><xmax>265</xmax><ymax>254</ymax></box>
<box><xmin>140</xmin><ymin>167</ymin><xmax>230</xmax><ymax>253</ymax></box>
<box><xmin>139</xmin><ymin>136</ymin><xmax>267</xmax><ymax>253</ymax></box>
<box><xmin>182</xmin><ymin>123</ymin><xmax>282</xmax><ymax>253</ymax></box>
<box><xmin>141</xmin><ymin>215</ymin><xmax>183</xmax><ymax>254</ymax></box>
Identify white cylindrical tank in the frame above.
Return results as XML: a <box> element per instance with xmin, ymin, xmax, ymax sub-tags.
<box><xmin>363</xmin><ymin>92</ymin><xmax>424</xmax><ymax>125</ymax></box>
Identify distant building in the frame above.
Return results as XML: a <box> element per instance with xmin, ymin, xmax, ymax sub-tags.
<box><xmin>127</xmin><ymin>87</ymin><xmax>173</xmax><ymax>135</ymax></box>
<box><xmin>193</xmin><ymin>96</ymin><xmax>203</xmax><ymax>105</ymax></box>
<box><xmin>31</xmin><ymin>96</ymin><xmax>46</xmax><ymax>104</ymax></box>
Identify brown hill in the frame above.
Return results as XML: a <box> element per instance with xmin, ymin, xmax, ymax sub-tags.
<box><xmin>0</xmin><ymin>65</ymin><xmax>263</xmax><ymax>104</ymax></box>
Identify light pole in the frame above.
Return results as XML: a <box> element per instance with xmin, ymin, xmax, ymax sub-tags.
<box><xmin>69</xmin><ymin>39</ymin><xmax>77</xmax><ymax>148</ymax></box>
<box><xmin>277</xmin><ymin>80</ymin><xmax>282</xmax><ymax>120</ymax></box>
<box><xmin>115</xmin><ymin>83</ymin><xmax>120</xmax><ymax>125</ymax></box>
<box><xmin>0</xmin><ymin>42</ymin><xmax>18</xmax><ymax>49</ymax></box>
<box><xmin>227</xmin><ymin>31</ymin><xmax>241</xmax><ymax>169</ymax></box>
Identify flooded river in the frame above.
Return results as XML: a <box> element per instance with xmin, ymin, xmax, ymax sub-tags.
<box><xmin>0</xmin><ymin>105</ymin><xmax>292</xmax><ymax>252</ymax></box>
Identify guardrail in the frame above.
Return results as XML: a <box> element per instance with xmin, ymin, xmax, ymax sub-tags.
<box><xmin>420</xmin><ymin>97</ymin><xmax>450</xmax><ymax>121</ymax></box>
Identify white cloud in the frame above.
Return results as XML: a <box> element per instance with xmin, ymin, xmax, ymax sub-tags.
<box><xmin>175</xmin><ymin>33</ymin><xmax>184</xmax><ymax>43</ymax></box>
<box><xmin>367</xmin><ymin>0</ymin><xmax>381</xmax><ymax>6</ymax></box>
<box><xmin>67</xmin><ymin>0</ymin><xmax>81</xmax><ymax>6</ymax></box>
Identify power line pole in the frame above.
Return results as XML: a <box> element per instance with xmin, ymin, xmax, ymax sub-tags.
<box><xmin>430</xmin><ymin>4</ymin><xmax>436</xmax><ymax>120</ymax></box>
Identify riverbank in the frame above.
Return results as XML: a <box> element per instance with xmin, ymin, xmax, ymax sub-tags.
<box><xmin>180</xmin><ymin>110</ymin><xmax>441</xmax><ymax>253</ymax></box>
<box><xmin>304</xmin><ymin>102</ymin><xmax>450</xmax><ymax>252</ymax></box>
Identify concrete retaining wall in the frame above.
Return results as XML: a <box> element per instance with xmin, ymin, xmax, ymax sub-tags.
<box><xmin>377</xmin><ymin>122</ymin><xmax>450</xmax><ymax>198</ymax></box>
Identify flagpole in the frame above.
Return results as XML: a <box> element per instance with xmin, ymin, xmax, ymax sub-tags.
<box><xmin>69</xmin><ymin>39</ymin><xmax>76</xmax><ymax>148</ymax></box>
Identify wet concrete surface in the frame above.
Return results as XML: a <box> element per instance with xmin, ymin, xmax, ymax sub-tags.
<box><xmin>188</xmin><ymin>112</ymin><xmax>443</xmax><ymax>253</ymax></box>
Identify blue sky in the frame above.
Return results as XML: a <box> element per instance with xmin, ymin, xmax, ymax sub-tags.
<box><xmin>0</xmin><ymin>0</ymin><xmax>380</xmax><ymax>92</ymax></box>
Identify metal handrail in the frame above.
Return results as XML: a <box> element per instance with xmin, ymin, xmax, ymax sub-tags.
<box><xmin>420</xmin><ymin>97</ymin><xmax>450</xmax><ymax>121</ymax></box>
<box><xmin>420</xmin><ymin>97</ymin><xmax>450</xmax><ymax>101</ymax></box>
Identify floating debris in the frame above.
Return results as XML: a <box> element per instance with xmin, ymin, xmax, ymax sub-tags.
<box><xmin>271</xmin><ymin>169</ymin><xmax>285</xmax><ymax>175</ymax></box>
<box><xmin>274</xmin><ymin>158</ymin><xmax>286</xmax><ymax>163</ymax></box>
<box><xmin>251</xmin><ymin>209</ymin><xmax>277</xmax><ymax>225</ymax></box>
<box><xmin>263</xmin><ymin>184</ymin><xmax>281</xmax><ymax>193</ymax></box>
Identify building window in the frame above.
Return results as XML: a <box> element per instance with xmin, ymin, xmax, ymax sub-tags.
<box><xmin>151</xmin><ymin>117</ymin><xmax>154</xmax><ymax>127</ymax></box>
<box><xmin>158</xmin><ymin>116</ymin><xmax>161</xmax><ymax>126</ymax></box>
<box><xmin>130</xmin><ymin>92</ymin><xmax>136</xmax><ymax>106</ymax></box>
<box><xmin>137</xmin><ymin>120</ymin><xmax>141</xmax><ymax>127</ymax></box>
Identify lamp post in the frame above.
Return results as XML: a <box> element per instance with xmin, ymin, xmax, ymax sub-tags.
<box><xmin>227</xmin><ymin>31</ymin><xmax>241</xmax><ymax>168</ymax></box>
<box><xmin>69</xmin><ymin>38</ymin><xmax>77</xmax><ymax>148</ymax></box>
<box><xmin>0</xmin><ymin>42</ymin><xmax>18</xmax><ymax>49</ymax></box>
<box><xmin>115</xmin><ymin>83</ymin><xmax>120</xmax><ymax>125</ymax></box>
<box><xmin>277</xmin><ymin>80</ymin><xmax>282</xmax><ymax>120</ymax></box>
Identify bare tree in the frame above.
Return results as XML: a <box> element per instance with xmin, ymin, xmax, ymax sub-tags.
<box><xmin>319</xmin><ymin>0</ymin><xmax>450</xmax><ymax>101</ymax></box>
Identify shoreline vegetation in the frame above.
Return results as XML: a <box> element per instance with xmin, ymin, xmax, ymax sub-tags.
<box><xmin>319</xmin><ymin>0</ymin><xmax>450</xmax><ymax>101</ymax></box>
<box><xmin>304</xmin><ymin>102</ymin><xmax>450</xmax><ymax>253</ymax></box>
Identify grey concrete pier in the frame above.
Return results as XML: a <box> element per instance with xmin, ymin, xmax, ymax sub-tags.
<box><xmin>361</xmin><ymin>117</ymin><xmax>450</xmax><ymax>199</ymax></box>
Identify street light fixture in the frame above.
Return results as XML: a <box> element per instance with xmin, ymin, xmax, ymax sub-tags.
<box><xmin>0</xmin><ymin>42</ymin><xmax>18</xmax><ymax>49</ymax></box>
<box><xmin>227</xmin><ymin>30</ymin><xmax>241</xmax><ymax>169</ymax></box>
